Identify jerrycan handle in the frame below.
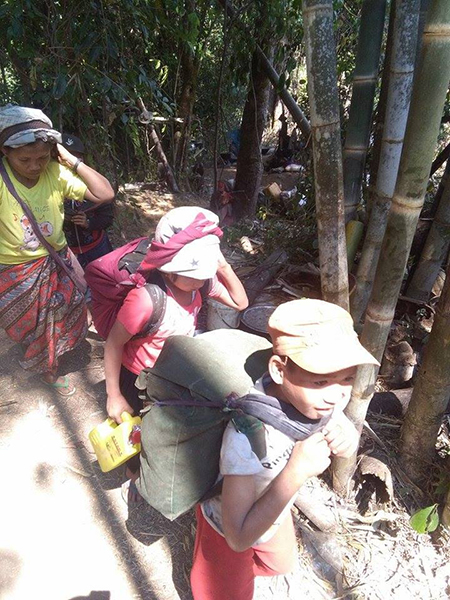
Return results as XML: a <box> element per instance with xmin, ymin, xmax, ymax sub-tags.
<box><xmin>120</xmin><ymin>411</ymin><xmax>134</xmax><ymax>422</ymax></box>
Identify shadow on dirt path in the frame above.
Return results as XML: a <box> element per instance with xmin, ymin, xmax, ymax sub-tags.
<box><xmin>0</xmin><ymin>327</ymin><xmax>196</xmax><ymax>600</ymax></box>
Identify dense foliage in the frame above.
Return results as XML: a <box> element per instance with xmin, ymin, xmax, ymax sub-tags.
<box><xmin>0</xmin><ymin>0</ymin><xmax>362</xmax><ymax>184</ymax></box>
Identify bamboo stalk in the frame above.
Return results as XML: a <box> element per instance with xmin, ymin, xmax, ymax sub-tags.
<box><xmin>406</xmin><ymin>169</ymin><xmax>450</xmax><ymax>301</ymax></box>
<box><xmin>415</xmin><ymin>0</ymin><xmax>432</xmax><ymax>67</ymax></box>
<box><xmin>400</xmin><ymin>261</ymin><xmax>450</xmax><ymax>482</ymax></box>
<box><xmin>351</xmin><ymin>0</ymin><xmax>420</xmax><ymax>324</ymax></box>
<box><xmin>303</xmin><ymin>0</ymin><xmax>349</xmax><ymax>310</ymax></box>
<box><xmin>343</xmin><ymin>0</ymin><xmax>387</xmax><ymax>222</ymax></box>
<box><xmin>334</xmin><ymin>0</ymin><xmax>450</xmax><ymax>494</ymax></box>
<box><xmin>366</xmin><ymin>0</ymin><xmax>396</xmax><ymax>221</ymax></box>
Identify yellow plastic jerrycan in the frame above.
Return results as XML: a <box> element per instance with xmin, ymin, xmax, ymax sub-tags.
<box><xmin>89</xmin><ymin>412</ymin><xmax>142</xmax><ymax>473</ymax></box>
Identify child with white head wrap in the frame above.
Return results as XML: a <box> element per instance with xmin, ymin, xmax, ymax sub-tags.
<box><xmin>100</xmin><ymin>205</ymin><xmax>249</xmax><ymax>504</ymax></box>
<box><xmin>141</xmin><ymin>206</ymin><xmax>223</xmax><ymax>280</ymax></box>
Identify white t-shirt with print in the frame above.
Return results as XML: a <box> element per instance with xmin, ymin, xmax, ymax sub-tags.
<box><xmin>200</xmin><ymin>374</ymin><xmax>297</xmax><ymax>545</ymax></box>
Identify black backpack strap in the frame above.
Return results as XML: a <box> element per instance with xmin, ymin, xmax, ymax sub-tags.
<box><xmin>137</xmin><ymin>276</ymin><xmax>211</xmax><ymax>338</ymax></box>
<box><xmin>200</xmin><ymin>278</ymin><xmax>213</xmax><ymax>300</ymax></box>
<box><xmin>133</xmin><ymin>271</ymin><xmax>168</xmax><ymax>339</ymax></box>
<box><xmin>118</xmin><ymin>238</ymin><xmax>152</xmax><ymax>274</ymax></box>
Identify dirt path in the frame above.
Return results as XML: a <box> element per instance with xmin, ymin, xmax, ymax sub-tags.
<box><xmin>0</xmin><ymin>318</ymin><xmax>321</xmax><ymax>600</ymax></box>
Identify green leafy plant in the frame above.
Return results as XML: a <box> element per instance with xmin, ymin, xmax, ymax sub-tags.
<box><xmin>410</xmin><ymin>504</ymin><xmax>440</xmax><ymax>534</ymax></box>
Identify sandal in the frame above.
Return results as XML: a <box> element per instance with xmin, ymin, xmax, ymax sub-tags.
<box><xmin>40</xmin><ymin>375</ymin><xmax>76</xmax><ymax>397</ymax></box>
<box><xmin>121</xmin><ymin>479</ymin><xmax>142</xmax><ymax>507</ymax></box>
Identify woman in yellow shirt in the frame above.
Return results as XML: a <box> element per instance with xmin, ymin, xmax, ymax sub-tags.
<box><xmin>0</xmin><ymin>105</ymin><xmax>114</xmax><ymax>395</ymax></box>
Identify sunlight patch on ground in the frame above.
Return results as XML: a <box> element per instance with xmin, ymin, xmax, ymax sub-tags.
<box><xmin>0</xmin><ymin>404</ymin><xmax>136</xmax><ymax>600</ymax></box>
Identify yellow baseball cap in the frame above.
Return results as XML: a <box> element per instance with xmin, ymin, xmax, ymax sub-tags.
<box><xmin>267</xmin><ymin>299</ymin><xmax>379</xmax><ymax>374</ymax></box>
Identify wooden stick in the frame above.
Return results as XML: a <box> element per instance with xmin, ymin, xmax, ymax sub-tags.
<box><xmin>137</xmin><ymin>97</ymin><xmax>179</xmax><ymax>193</ymax></box>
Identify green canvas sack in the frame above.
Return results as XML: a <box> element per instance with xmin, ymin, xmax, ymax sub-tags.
<box><xmin>135</xmin><ymin>329</ymin><xmax>272</xmax><ymax>521</ymax></box>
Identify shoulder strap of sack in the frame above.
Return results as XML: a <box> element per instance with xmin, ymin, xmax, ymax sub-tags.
<box><xmin>0</xmin><ymin>160</ymin><xmax>82</xmax><ymax>290</ymax></box>
<box><xmin>200</xmin><ymin>414</ymin><xmax>266</xmax><ymax>502</ymax></box>
<box><xmin>152</xmin><ymin>392</ymin><xmax>331</xmax><ymax>441</ymax></box>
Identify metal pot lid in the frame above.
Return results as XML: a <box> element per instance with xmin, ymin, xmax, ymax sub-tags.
<box><xmin>241</xmin><ymin>304</ymin><xmax>277</xmax><ymax>334</ymax></box>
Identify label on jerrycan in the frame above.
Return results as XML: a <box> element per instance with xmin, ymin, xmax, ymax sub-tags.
<box><xmin>89</xmin><ymin>411</ymin><xmax>142</xmax><ymax>472</ymax></box>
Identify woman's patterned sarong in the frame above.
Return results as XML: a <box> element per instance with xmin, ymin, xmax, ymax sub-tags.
<box><xmin>0</xmin><ymin>249</ymin><xmax>87</xmax><ymax>373</ymax></box>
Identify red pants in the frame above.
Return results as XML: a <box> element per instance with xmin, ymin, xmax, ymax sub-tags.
<box><xmin>190</xmin><ymin>506</ymin><xmax>298</xmax><ymax>600</ymax></box>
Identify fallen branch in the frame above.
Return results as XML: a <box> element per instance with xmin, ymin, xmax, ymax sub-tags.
<box><xmin>243</xmin><ymin>249</ymin><xmax>288</xmax><ymax>304</ymax></box>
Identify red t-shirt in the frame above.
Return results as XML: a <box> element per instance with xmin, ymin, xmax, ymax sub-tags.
<box><xmin>117</xmin><ymin>277</ymin><xmax>227</xmax><ymax>374</ymax></box>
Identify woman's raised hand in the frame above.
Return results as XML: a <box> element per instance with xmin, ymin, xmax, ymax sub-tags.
<box><xmin>55</xmin><ymin>143</ymin><xmax>78</xmax><ymax>170</ymax></box>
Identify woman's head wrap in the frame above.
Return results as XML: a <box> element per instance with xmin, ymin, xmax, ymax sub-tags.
<box><xmin>0</xmin><ymin>104</ymin><xmax>61</xmax><ymax>148</ymax></box>
<box><xmin>138</xmin><ymin>206</ymin><xmax>223</xmax><ymax>280</ymax></box>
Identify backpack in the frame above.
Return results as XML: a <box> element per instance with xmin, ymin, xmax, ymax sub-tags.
<box><xmin>134</xmin><ymin>329</ymin><xmax>331</xmax><ymax>521</ymax></box>
<box><xmin>85</xmin><ymin>237</ymin><xmax>211</xmax><ymax>340</ymax></box>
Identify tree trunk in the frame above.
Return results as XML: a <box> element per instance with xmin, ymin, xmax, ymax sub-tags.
<box><xmin>175</xmin><ymin>48</ymin><xmax>199</xmax><ymax>174</ymax></box>
<box><xmin>303</xmin><ymin>0</ymin><xmax>349</xmax><ymax>310</ymax></box>
<box><xmin>213</xmin><ymin>12</ymin><xmax>230</xmax><ymax>192</ymax></box>
<box><xmin>254</xmin><ymin>47</ymin><xmax>311</xmax><ymax>139</ymax></box>
<box><xmin>351</xmin><ymin>0</ymin><xmax>420</xmax><ymax>324</ymax></box>
<box><xmin>172</xmin><ymin>0</ymin><xmax>200</xmax><ymax>175</ymax></box>
<box><xmin>233</xmin><ymin>48</ymin><xmax>273</xmax><ymax>219</ymax></box>
<box><xmin>334</xmin><ymin>0</ymin><xmax>450</xmax><ymax>495</ymax></box>
<box><xmin>8</xmin><ymin>49</ymin><xmax>32</xmax><ymax>104</ymax></box>
<box><xmin>150</xmin><ymin>124</ymin><xmax>180</xmax><ymax>193</ymax></box>
<box><xmin>400</xmin><ymin>261</ymin><xmax>450</xmax><ymax>483</ymax></box>
<box><xmin>429</xmin><ymin>157</ymin><xmax>450</xmax><ymax>220</ymax></box>
<box><xmin>218</xmin><ymin>0</ymin><xmax>311</xmax><ymax>139</ymax></box>
<box><xmin>343</xmin><ymin>0</ymin><xmax>387</xmax><ymax>222</ymax></box>
<box><xmin>406</xmin><ymin>166</ymin><xmax>450</xmax><ymax>301</ymax></box>
<box><xmin>442</xmin><ymin>486</ymin><xmax>450</xmax><ymax>529</ymax></box>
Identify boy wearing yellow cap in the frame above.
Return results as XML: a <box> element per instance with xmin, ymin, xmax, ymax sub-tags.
<box><xmin>191</xmin><ymin>299</ymin><xmax>379</xmax><ymax>600</ymax></box>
